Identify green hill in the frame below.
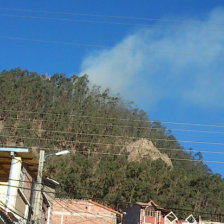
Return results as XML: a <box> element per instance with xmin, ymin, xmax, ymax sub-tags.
<box><xmin>1</xmin><ymin>68</ymin><xmax>224</xmax><ymax>220</ymax></box>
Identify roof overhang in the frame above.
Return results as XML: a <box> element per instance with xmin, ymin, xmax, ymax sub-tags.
<box><xmin>0</xmin><ymin>147</ymin><xmax>28</xmax><ymax>153</ymax></box>
<box><xmin>0</xmin><ymin>149</ymin><xmax>38</xmax><ymax>182</ymax></box>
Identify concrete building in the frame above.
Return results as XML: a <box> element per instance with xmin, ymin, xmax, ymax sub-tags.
<box><xmin>0</xmin><ymin>148</ymin><xmax>58</xmax><ymax>223</ymax></box>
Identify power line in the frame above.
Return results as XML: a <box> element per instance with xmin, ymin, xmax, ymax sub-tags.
<box><xmin>3</xmin><ymin>193</ymin><xmax>121</xmax><ymax>224</ymax></box>
<box><xmin>47</xmin><ymin>195</ymin><xmax>105</xmax><ymax>224</ymax></box>
<box><xmin>0</xmin><ymin>178</ymin><xmax>105</xmax><ymax>191</ymax></box>
<box><xmin>2</xmin><ymin>126</ymin><xmax>224</xmax><ymax>142</ymax></box>
<box><xmin>0</xmin><ymin>35</ymin><xmax>219</xmax><ymax>58</ymax></box>
<box><xmin>0</xmin><ymin>35</ymin><xmax>110</xmax><ymax>48</ymax></box>
<box><xmin>46</xmin><ymin>150</ymin><xmax>224</xmax><ymax>164</ymax></box>
<box><xmin>1</xmin><ymin>117</ymin><xmax>224</xmax><ymax>149</ymax></box>
<box><xmin>0</xmin><ymin>182</ymin><xmax>56</xmax><ymax>194</ymax></box>
<box><xmin>3</xmin><ymin>124</ymin><xmax>223</xmax><ymax>154</ymax></box>
<box><xmin>0</xmin><ymin>7</ymin><xmax>223</xmax><ymax>26</ymax></box>
<box><xmin>0</xmin><ymin>115</ymin><xmax>151</xmax><ymax>130</ymax></box>
<box><xmin>158</xmin><ymin>128</ymin><xmax>224</xmax><ymax>135</ymax></box>
<box><xmin>0</xmin><ymin>200</ymin><xmax>28</xmax><ymax>221</ymax></box>
<box><xmin>51</xmin><ymin>198</ymin><xmax>111</xmax><ymax>224</ymax></box>
<box><xmin>1</xmin><ymin>181</ymin><xmax>224</xmax><ymax>209</ymax></box>
<box><xmin>2</xmin><ymin>144</ymin><xmax>224</xmax><ymax>165</ymax></box>
<box><xmin>38</xmin><ymin>195</ymin><xmax>224</xmax><ymax>219</ymax></box>
<box><xmin>1</xmin><ymin>13</ymin><xmax>224</xmax><ymax>32</ymax></box>
<box><xmin>1</xmin><ymin>108</ymin><xmax>224</xmax><ymax>129</ymax></box>
<box><xmin>0</xmin><ymin>184</ymin><xmax>116</xmax><ymax>223</ymax></box>
<box><xmin>2</xmin><ymin>125</ymin><xmax>224</xmax><ymax>141</ymax></box>
<box><xmin>2</xmin><ymin>114</ymin><xmax>224</xmax><ymax>137</ymax></box>
<box><xmin>0</xmin><ymin>188</ymin><xmax>104</xmax><ymax>224</ymax></box>
<box><xmin>3</xmin><ymin>114</ymin><xmax>223</xmax><ymax>136</ymax></box>
<box><xmin>1</xmin><ymin>183</ymin><xmax>224</xmax><ymax>219</ymax></box>
<box><xmin>0</xmin><ymin>115</ymin><xmax>224</xmax><ymax>134</ymax></box>
<box><xmin>1</xmin><ymin>133</ymin><xmax>224</xmax><ymax>146</ymax></box>
<box><xmin>2</xmin><ymin>123</ymin><xmax>224</xmax><ymax>159</ymax></box>
<box><xmin>48</xmin><ymin>150</ymin><xmax>224</xmax><ymax>164</ymax></box>
<box><xmin>0</xmin><ymin>125</ymin><xmax>149</xmax><ymax>135</ymax></box>
<box><xmin>160</xmin><ymin>121</ymin><xmax>224</xmax><ymax>128</ymax></box>
<box><xmin>2</xmin><ymin>141</ymin><xmax>224</xmax><ymax>159</ymax></box>
<box><xmin>0</xmin><ymin>192</ymin><xmax>119</xmax><ymax>208</ymax></box>
<box><xmin>6</xmin><ymin>188</ymin><xmax>218</xmax><ymax>223</ymax></box>
<box><xmin>48</xmin><ymin>148</ymin><xmax>224</xmax><ymax>156</ymax></box>
<box><xmin>3</xmin><ymin>167</ymin><xmax>224</xmax><ymax>219</ymax></box>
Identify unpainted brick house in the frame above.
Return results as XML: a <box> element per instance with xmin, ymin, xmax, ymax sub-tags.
<box><xmin>51</xmin><ymin>199</ymin><xmax>122</xmax><ymax>224</ymax></box>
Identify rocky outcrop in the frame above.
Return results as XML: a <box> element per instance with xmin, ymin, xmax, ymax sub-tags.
<box><xmin>126</xmin><ymin>139</ymin><xmax>173</xmax><ymax>167</ymax></box>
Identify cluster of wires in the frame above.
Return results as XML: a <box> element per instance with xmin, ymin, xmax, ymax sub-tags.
<box><xmin>1</xmin><ymin>109</ymin><xmax>224</xmax><ymax>164</ymax></box>
<box><xmin>0</xmin><ymin>7</ymin><xmax>223</xmax><ymax>57</ymax></box>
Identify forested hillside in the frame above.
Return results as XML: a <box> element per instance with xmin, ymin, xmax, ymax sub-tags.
<box><xmin>1</xmin><ymin>68</ymin><xmax>224</xmax><ymax>220</ymax></box>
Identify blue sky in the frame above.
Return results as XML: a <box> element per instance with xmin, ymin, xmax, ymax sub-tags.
<box><xmin>1</xmin><ymin>0</ymin><xmax>224</xmax><ymax>175</ymax></box>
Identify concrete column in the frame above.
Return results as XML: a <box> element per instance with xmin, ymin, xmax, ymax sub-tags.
<box><xmin>5</xmin><ymin>156</ymin><xmax>22</xmax><ymax>212</ymax></box>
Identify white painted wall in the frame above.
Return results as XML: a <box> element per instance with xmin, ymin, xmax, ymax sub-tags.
<box><xmin>0</xmin><ymin>157</ymin><xmax>22</xmax><ymax>213</ymax></box>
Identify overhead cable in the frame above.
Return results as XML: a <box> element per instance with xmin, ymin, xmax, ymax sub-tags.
<box><xmin>0</xmin><ymin>183</ymin><xmax>224</xmax><ymax>218</ymax></box>
<box><xmin>0</xmin><ymin>35</ymin><xmax>218</xmax><ymax>58</ymax></box>
<box><xmin>1</xmin><ymin>13</ymin><xmax>223</xmax><ymax>32</ymax></box>
<box><xmin>1</xmin><ymin>108</ymin><xmax>224</xmax><ymax>128</ymax></box>
<box><xmin>0</xmin><ymin>7</ymin><xmax>223</xmax><ymax>26</ymax></box>
<box><xmin>1</xmin><ymin>144</ymin><xmax>224</xmax><ymax>164</ymax></box>
<box><xmin>1</xmin><ymin>133</ymin><xmax>224</xmax><ymax>146</ymax></box>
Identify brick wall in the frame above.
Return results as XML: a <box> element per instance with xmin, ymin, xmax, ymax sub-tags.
<box><xmin>51</xmin><ymin>199</ymin><xmax>119</xmax><ymax>224</ymax></box>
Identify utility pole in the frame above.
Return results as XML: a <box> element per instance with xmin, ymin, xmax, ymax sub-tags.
<box><xmin>33</xmin><ymin>150</ymin><xmax>45</xmax><ymax>223</ymax></box>
<box><xmin>32</xmin><ymin>149</ymin><xmax>70</xmax><ymax>223</ymax></box>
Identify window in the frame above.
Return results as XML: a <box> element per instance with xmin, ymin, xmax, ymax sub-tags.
<box><xmin>145</xmin><ymin>206</ymin><xmax>157</xmax><ymax>217</ymax></box>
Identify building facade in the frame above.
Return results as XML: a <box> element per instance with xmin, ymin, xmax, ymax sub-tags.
<box><xmin>122</xmin><ymin>200</ymin><xmax>177</xmax><ymax>224</ymax></box>
<box><xmin>51</xmin><ymin>199</ymin><xmax>122</xmax><ymax>224</ymax></box>
<box><xmin>0</xmin><ymin>148</ymin><xmax>57</xmax><ymax>224</ymax></box>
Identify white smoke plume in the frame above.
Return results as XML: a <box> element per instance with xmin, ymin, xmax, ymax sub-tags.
<box><xmin>80</xmin><ymin>8</ymin><xmax>224</xmax><ymax>109</ymax></box>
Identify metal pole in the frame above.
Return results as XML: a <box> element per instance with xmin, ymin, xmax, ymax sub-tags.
<box><xmin>33</xmin><ymin>150</ymin><xmax>45</xmax><ymax>223</ymax></box>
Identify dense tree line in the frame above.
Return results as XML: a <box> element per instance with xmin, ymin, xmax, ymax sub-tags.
<box><xmin>1</xmin><ymin>68</ymin><xmax>224</xmax><ymax>220</ymax></box>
